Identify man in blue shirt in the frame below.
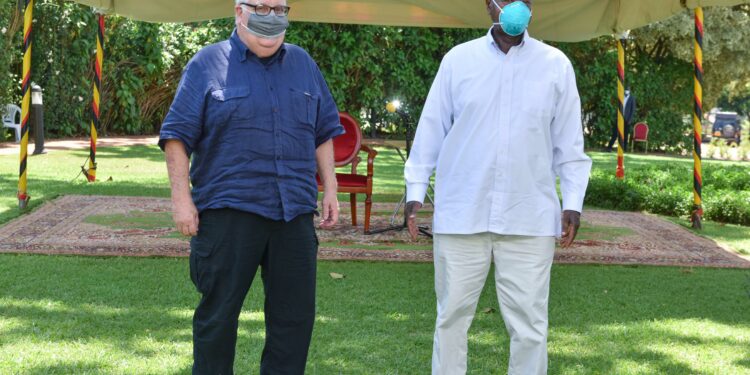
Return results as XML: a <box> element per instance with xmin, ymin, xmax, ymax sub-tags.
<box><xmin>159</xmin><ymin>1</ymin><xmax>343</xmax><ymax>373</ymax></box>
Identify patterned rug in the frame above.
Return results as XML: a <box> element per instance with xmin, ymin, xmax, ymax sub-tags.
<box><xmin>0</xmin><ymin>195</ymin><xmax>748</xmax><ymax>269</ymax></box>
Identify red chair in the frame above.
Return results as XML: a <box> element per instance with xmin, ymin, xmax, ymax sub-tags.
<box><xmin>317</xmin><ymin>112</ymin><xmax>378</xmax><ymax>233</ymax></box>
<box><xmin>632</xmin><ymin>122</ymin><xmax>649</xmax><ymax>152</ymax></box>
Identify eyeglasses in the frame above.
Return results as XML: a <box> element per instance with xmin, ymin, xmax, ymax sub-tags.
<box><xmin>239</xmin><ymin>3</ymin><xmax>291</xmax><ymax>16</ymax></box>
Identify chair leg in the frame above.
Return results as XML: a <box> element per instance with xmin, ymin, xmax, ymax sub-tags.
<box><xmin>364</xmin><ymin>193</ymin><xmax>372</xmax><ymax>234</ymax></box>
<box><xmin>350</xmin><ymin>193</ymin><xmax>357</xmax><ymax>227</ymax></box>
<box><xmin>15</xmin><ymin>127</ymin><xmax>21</xmax><ymax>143</ymax></box>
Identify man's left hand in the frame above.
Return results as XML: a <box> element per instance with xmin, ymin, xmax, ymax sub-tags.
<box><xmin>319</xmin><ymin>191</ymin><xmax>339</xmax><ymax>229</ymax></box>
<box><xmin>560</xmin><ymin>210</ymin><xmax>581</xmax><ymax>248</ymax></box>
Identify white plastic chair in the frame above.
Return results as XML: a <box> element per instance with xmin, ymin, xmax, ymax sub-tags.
<box><xmin>2</xmin><ymin>104</ymin><xmax>22</xmax><ymax>142</ymax></box>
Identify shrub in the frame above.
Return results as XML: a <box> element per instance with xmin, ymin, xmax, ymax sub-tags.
<box><xmin>704</xmin><ymin>165</ymin><xmax>750</xmax><ymax>190</ymax></box>
<box><xmin>703</xmin><ymin>192</ymin><xmax>750</xmax><ymax>226</ymax></box>
<box><xmin>585</xmin><ymin>163</ymin><xmax>750</xmax><ymax>226</ymax></box>
<box><xmin>584</xmin><ymin>170</ymin><xmax>644</xmax><ymax>211</ymax></box>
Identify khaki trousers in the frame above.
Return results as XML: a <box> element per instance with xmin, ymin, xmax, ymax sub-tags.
<box><xmin>432</xmin><ymin>233</ymin><xmax>555</xmax><ymax>375</ymax></box>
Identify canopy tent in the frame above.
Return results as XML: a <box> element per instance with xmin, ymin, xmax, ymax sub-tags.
<box><xmin>74</xmin><ymin>0</ymin><xmax>744</xmax><ymax>42</ymax></box>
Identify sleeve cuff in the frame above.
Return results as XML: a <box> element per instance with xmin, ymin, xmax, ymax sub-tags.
<box><xmin>315</xmin><ymin>124</ymin><xmax>345</xmax><ymax>148</ymax></box>
<box><xmin>406</xmin><ymin>183</ymin><xmax>429</xmax><ymax>204</ymax></box>
<box><xmin>562</xmin><ymin>193</ymin><xmax>584</xmax><ymax>213</ymax></box>
<box><xmin>158</xmin><ymin>134</ymin><xmax>193</xmax><ymax>156</ymax></box>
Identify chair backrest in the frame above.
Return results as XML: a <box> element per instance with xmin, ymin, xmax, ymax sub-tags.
<box><xmin>2</xmin><ymin>104</ymin><xmax>21</xmax><ymax>125</ymax></box>
<box><xmin>633</xmin><ymin>122</ymin><xmax>648</xmax><ymax>140</ymax></box>
<box><xmin>333</xmin><ymin>112</ymin><xmax>362</xmax><ymax>167</ymax></box>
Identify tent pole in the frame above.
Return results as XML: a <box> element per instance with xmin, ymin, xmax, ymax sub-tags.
<box><xmin>691</xmin><ymin>7</ymin><xmax>704</xmax><ymax>229</ymax></box>
<box><xmin>86</xmin><ymin>13</ymin><xmax>104</xmax><ymax>182</ymax></box>
<box><xmin>17</xmin><ymin>0</ymin><xmax>33</xmax><ymax>209</ymax></box>
<box><xmin>615</xmin><ymin>35</ymin><xmax>626</xmax><ymax>179</ymax></box>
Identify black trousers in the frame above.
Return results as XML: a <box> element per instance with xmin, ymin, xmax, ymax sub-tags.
<box><xmin>189</xmin><ymin>209</ymin><xmax>318</xmax><ymax>375</ymax></box>
<box><xmin>607</xmin><ymin>121</ymin><xmax>632</xmax><ymax>151</ymax></box>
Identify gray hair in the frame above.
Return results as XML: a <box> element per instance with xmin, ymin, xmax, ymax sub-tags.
<box><xmin>235</xmin><ymin>0</ymin><xmax>288</xmax><ymax>5</ymax></box>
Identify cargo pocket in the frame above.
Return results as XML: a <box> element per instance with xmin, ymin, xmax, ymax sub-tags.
<box><xmin>189</xmin><ymin>232</ymin><xmax>216</xmax><ymax>294</ymax></box>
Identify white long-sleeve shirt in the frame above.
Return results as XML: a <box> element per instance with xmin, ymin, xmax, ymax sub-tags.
<box><xmin>405</xmin><ymin>30</ymin><xmax>592</xmax><ymax>237</ymax></box>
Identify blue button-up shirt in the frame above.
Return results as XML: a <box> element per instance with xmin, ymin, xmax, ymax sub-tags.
<box><xmin>159</xmin><ymin>31</ymin><xmax>344</xmax><ymax>221</ymax></box>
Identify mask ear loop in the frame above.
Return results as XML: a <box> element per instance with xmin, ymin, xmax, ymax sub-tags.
<box><xmin>491</xmin><ymin>0</ymin><xmax>503</xmax><ymax>26</ymax></box>
<box><xmin>238</xmin><ymin>4</ymin><xmax>250</xmax><ymax>28</ymax></box>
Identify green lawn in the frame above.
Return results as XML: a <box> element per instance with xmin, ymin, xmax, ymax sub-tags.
<box><xmin>0</xmin><ymin>255</ymin><xmax>748</xmax><ymax>374</ymax></box>
<box><xmin>665</xmin><ymin>216</ymin><xmax>750</xmax><ymax>256</ymax></box>
<box><xmin>0</xmin><ymin>146</ymin><xmax>170</xmax><ymax>224</ymax></box>
<box><xmin>1</xmin><ymin>144</ymin><xmax>750</xmax><ymax>373</ymax></box>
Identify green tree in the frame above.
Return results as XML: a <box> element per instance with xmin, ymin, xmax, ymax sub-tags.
<box><xmin>0</xmin><ymin>1</ymin><xmax>23</xmax><ymax>120</ymax></box>
<box><xmin>633</xmin><ymin>5</ymin><xmax>750</xmax><ymax>107</ymax></box>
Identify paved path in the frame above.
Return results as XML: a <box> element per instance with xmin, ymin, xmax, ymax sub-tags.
<box><xmin>0</xmin><ymin>136</ymin><xmax>160</xmax><ymax>155</ymax></box>
<box><xmin>3</xmin><ymin>136</ymin><xmax>745</xmax><ymax>161</ymax></box>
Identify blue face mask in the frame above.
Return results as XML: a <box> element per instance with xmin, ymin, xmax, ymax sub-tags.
<box><xmin>492</xmin><ymin>1</ymin><xmax>532</xmax><ymax>37</ymax></box>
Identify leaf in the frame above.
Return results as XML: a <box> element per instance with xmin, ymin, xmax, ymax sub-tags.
<box><xmin>481</xmin><ymin>307</ymin><xmax>495</xmax><ymax>314</ymax></box>
<box><xmin>329</xmin><ymin>272</ymin><xmax>345</xmax><ymax>280</ymax></box>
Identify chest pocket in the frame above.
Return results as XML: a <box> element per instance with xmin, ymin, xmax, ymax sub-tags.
<box><xmin>289</xmin><ymin>88</ymin><xmax>319</xmax><ymax>127</ymax></box>
<box><xmin>206</xmin><ymin>86</ymin><xmax>253</xmax><ymax>126</ymax></box>
<box><xmin>284</xmin><ymin>88</ymin><xmax>320</xmax><ymax>160</ymax></box>
<box><xmin>520</xmin><ymin>80</ymin><xmax>555</xmax><ymax>133</ymax></box>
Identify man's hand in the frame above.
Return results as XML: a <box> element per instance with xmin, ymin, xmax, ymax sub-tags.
<box><xmin>405</xmin><ymin>201</ymin><xmax>423</xmax><ymax>241</ymax></box>
<box><xmin>560</xmin><ymin>210</ymin><xmax>581</xmax><ymax>248</ymax></box>
<box><xmin>165</xmin><ymin>140</ymin><xmax>198</xmax><ymax>237</ymax></box>
<box><xmin>315</xmin><ymin>139</ymin><xmax>338</xmax><ymax>229</ymax></box>
<box><xmin>319</xmin><ymin>190</ymin><xmax>339</xmax><ymax>229</ymax></box>
<box><xmin>173</xmin><ymin>198</ymin><xmax>199</xmax><ymax>236</ymax></box>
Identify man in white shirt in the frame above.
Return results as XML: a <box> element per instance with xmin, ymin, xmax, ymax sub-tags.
<box><xmin>404</xmin><ymin>1</ymin><xmax>592</xmax><ymax>374</ymax></box>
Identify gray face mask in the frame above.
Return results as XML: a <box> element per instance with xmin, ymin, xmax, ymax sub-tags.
<box><xmin>242</xmin><ymin>9</ymin><xmax>289</xmax><ymax>39</ymax></box>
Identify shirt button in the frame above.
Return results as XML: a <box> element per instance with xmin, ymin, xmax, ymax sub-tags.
<box><xmin>273</xmin><ymin>108</ymin><xmax>278</xmax><ymax>113</ymax></box>
<box><xmin>269</xmin><ymin>87</ymin><xmax>274</xmax><ymax>91</ymax></box>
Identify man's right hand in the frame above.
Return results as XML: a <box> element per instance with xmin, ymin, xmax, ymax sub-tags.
<box><xmin>173</xmin><ymin>199</ymin><xmax>199</xmax><ymax>236</ymax></box>
<box><xmin>164</xmin><ymin>140</ymin><xmax>198</xmax><ymax>237</ymax></box>
<box><xmin>405</xmin><ymin>201</ymin><xmax>423</xmax><ymax>241</ymax></box>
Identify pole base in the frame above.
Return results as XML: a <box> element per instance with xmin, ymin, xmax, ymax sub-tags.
<box><xmin>690</xmin><ymin>206</ymin><xmax>703</xmax><ymax>230</ymax></box>
<box><xmin>18</xmin><ymin>194</ymin><xmax>30</xmax><ymax>210</ymax></box>
<box><xmin>81</xmin><ymin>165</ymin><xmax>96</xmax><ymax>182</ymax></box>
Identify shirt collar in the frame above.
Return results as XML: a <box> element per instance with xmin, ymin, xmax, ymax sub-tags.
<box><xmin>230</xmin><ymin>29</ymin><xmax>287</xmax><ymax>64</ymax></box>
<box><xmin>485</xmin><ymin>27</ymin><xmax>529</xmax><ymax>53</ymax></box>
